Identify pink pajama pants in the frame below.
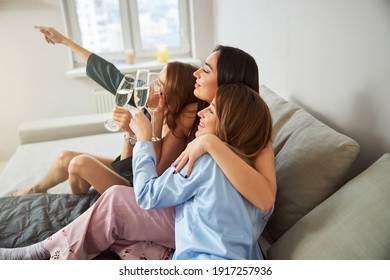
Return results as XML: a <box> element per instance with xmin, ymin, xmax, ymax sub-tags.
<box><xmin>44</xmin><ymin>185</ymin><xmax>175</xmax><ymax>260</ymax></box>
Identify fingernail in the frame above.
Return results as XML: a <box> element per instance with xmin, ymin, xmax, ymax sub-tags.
<box><xmin>184</xmin><ymin>175</ymin><xmax>188</xmax><ymax>179</ymax></box>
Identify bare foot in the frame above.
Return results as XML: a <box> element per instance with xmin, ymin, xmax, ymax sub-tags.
<box><xmin>9</xmin><ymin>187</ymin><xmax>47</xmax><ymax>196</ymax></box>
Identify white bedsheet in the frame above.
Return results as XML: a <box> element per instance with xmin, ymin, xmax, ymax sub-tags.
<box><xmin>0</xmin><ymin>132</ymin><xmax>122</xmax><ymax>196</ymax></box>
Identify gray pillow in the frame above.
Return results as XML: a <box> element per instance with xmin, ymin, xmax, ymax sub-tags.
<box><xmin>267</xmin><ymin>154</ymin><xmax>390</xmax><ymax>259</ymax></box>
<box><xmin>260</xmin><ymin>85</ymin><xmax>360</xmax><ymax>243</ymax></box>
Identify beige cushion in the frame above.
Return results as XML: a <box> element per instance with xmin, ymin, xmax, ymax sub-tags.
<box><xmin>260</xmin><ymin>85</ymin><xmax>360</xmax><ymax>242</ymax></box>
<box><xmin>18</xmin><ymin>113</ymin><xmax>112</xmax><ymax>144</ymax></box>
<box><xmin>267</xmin><ymin>153</ymin><xmax>390</xmax><ymax>259</ymax></box>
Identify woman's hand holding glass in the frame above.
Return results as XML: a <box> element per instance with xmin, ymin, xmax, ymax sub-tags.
<box><xmin>112</xmin><ymin>107</ymin><xmax>133</xmax><ymax>131</ymax></box>
<box><xmin>104</xmin><ymin>74</ymin><xmax>135</xmax><ymax>132</ymax></box>
<box><xmin>129</xmin><ymin>109</ymin><xmax>152</xmax><ymax>142</ymax></box>
<box><xmin>130</xmin><ymin>69</ymin><xmax>164</xmax><ymax>143</ymax></box>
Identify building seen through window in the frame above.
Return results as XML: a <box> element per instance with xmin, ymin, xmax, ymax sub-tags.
<box><xmin>63</xmin><ymin>0</ymin><xmax>191</xmax><ymax>66</ymax></box>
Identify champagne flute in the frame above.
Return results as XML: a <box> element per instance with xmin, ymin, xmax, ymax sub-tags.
<box><xmin>146</xmin><ymin>72</ymin><xmax>161</xmax><ymax>141</ymax></box>
<box><xmin>104</xmin><ymin>74</ymin><xmax>135</xmax><ymax>132</ymax></box>
<box><xmin>133</xmin><ymin>69</ymin><xmax>150</xmax><ymax>110</ymax></box>
<box><xmin>129</xmin><ymin>69</ymin><xmax>150</xmax><ymax>143</ymax></box>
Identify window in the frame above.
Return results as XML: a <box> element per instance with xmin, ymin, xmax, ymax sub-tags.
<box><xmin>62</xmin><ymin>0</ymin><xmax>192</xmax><ymax>68</ymax></box>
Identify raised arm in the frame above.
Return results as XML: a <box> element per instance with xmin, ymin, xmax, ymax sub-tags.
<box><xmin>35</xmin><ymin>25</ymin><xmax>126</xmax><ymax>96</ymax></box>
<box><xmin>34</xmin><ymin>25</ymin><xmax>92</xmax><ymax>63</ymax></box>
<box><xmin>173</xmin><ymin>134</ymin><xmax>276</xmax><ymax>211</ymax></box>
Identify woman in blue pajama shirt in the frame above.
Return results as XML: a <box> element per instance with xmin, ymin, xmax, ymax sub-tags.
<box><xmin>130</xmin><ymin>84</ymin><xmax>273</xmax><ymax>259</ymax></box>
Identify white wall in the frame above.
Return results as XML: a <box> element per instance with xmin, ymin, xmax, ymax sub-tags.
<box><xmin>0</xmin><ymin>0</ymin><xmax>97</xmax><ymax>161</ymax></box>
<box><xmin>2</xmin><ymin>0</ymin><xmax>388</xmax><ymax>178</ymax></box>
<box><xmin>213</xmin><ymin>0</ymin><xmax>390</xmax><ymax>177</ymax></box>
<box><xmin>0</xmin><ymin>0</ymin><xmax>214</xmax><ymax>163</ymax></box>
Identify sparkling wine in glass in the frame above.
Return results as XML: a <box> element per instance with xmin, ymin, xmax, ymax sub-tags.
<box><xmin>128</xmin><ymin>69</ymin><xmax>150</xmax><ymax>143</ymax></box>
<box><xmin>134</xmin><ymin>69</ymin><xmax>150</xmax><ymax>110</ymax></box>
<box><xmin>104</xmin><ymin>74</ymin><xmax>135</xmax><ymax>132</ymax></box>
<box><xmin>146</xmin><ymin>72</ymin><xmax>161</xmax><ymax>141</ymax></box>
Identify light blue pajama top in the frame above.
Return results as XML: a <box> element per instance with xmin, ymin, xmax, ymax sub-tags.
<box><xmin>133</xmin><ymin>141</ymin><xmax>271</xmax><ymax>260</ymax></box>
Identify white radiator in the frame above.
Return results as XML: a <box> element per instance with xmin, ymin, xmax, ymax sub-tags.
<box><xmin>91</xmin><ymin>89</ymin><xmax>115</xmax><ymax>114</ymax></box>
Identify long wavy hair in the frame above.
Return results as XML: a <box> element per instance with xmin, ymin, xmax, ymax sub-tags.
<box><xmin>215</xmin><ymin>84</ymin><xmax>272</xmax><ymax>167</ymax></box>
<box><xmin>164</xmin><ymin>61</ymin><xmax>203</xmax><ymax>140</ymax></box>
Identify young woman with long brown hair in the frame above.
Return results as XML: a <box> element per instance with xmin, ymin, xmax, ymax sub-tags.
<box><xmin>130</xmin><ymin>83</ymin><xmax>273</xmax><ymax>259</ymax></box>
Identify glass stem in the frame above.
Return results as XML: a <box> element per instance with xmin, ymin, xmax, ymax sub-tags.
<box><xmin>151</xmin><ymin>111</ymin><xmax>155</xmax><ymax>140</ymax></box>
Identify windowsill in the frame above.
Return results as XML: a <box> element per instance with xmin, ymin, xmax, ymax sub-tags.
<box><xmin>66</xmin><ymin>57</ymin><xmax>202</xmax><ymax>78</ymax></box>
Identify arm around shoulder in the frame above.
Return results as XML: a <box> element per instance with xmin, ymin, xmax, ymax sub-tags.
<box><xmin>204</xmin><ymin>136</ymin><xmax>276</xmax><ymax>211</ymax></box>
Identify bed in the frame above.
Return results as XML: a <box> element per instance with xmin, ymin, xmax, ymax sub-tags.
<box><xmin>0</xmin><ymin>114</ymin><xmax>123</xmax><ymax>259</ymax></box>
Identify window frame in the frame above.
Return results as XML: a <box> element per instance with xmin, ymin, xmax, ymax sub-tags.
<box><xmin>61</xmin><ymin>0</ymin><xmax>192</xmax><ymax>68</ymax></box>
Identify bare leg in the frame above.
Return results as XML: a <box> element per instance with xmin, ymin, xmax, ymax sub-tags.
<box><xmin>10</xmin><ymin>151</ymin><xmax>118</xmax><ymax>196</ymax></box>
<box><xmin>68</xmin><ymin>154</ymin><xmax>130</xmax><ymax>195</ymax></box>
<box><xmin>10</xmin><ymin>151</ymin><xmax>82</xmax><ymax>196</ymax></box>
